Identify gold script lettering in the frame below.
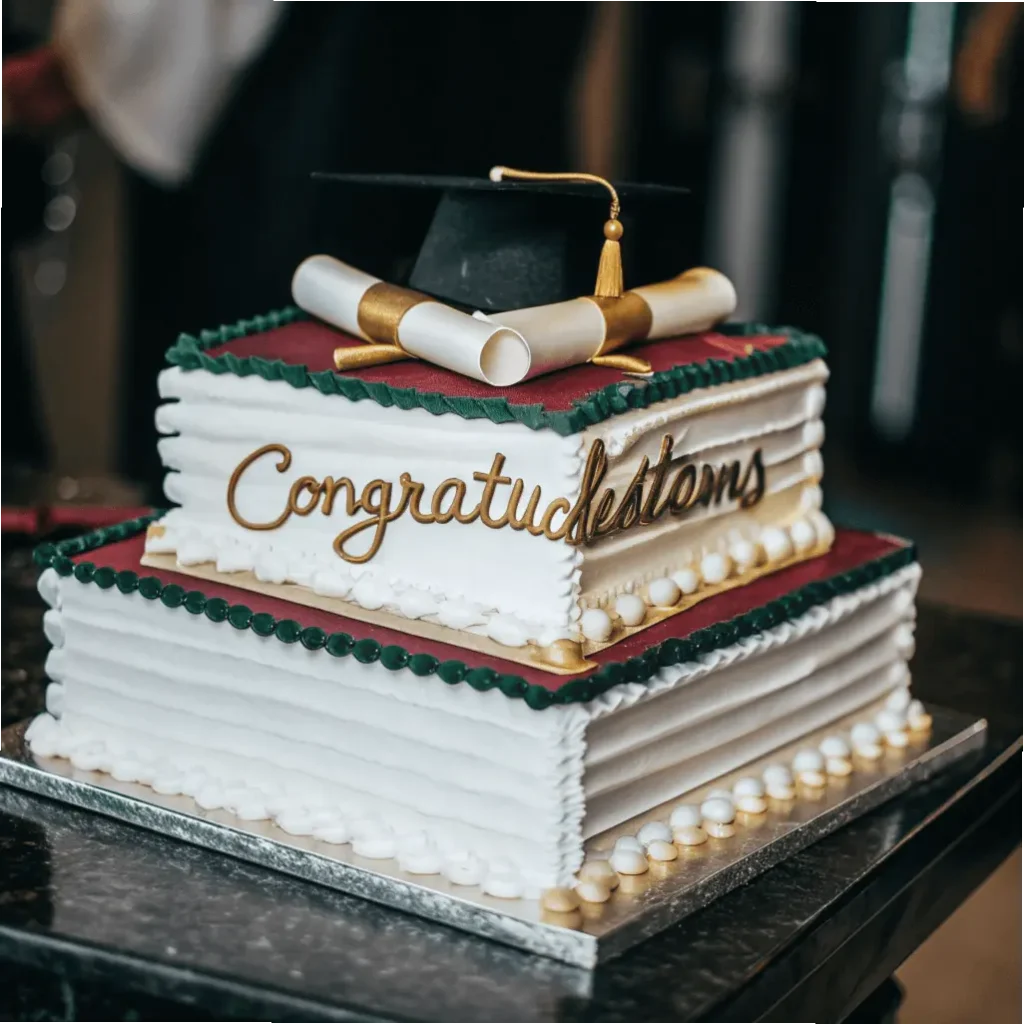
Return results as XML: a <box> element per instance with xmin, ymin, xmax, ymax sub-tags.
<box><xmin>289</xmin><ymin>476</ymin><xmax>322</xmax><ymax>516</ymax></box>
<box><xmin>332</xmin><ymin>480</ymin><xmax>400</xmax><ymax>563</ymax></box>
<box><xmin>226</xmin><ymin>436</ymin><xmax>768</xmax><ymax>564</ymax></box>
<box><xmin>227</xmin><ymin>443</ymin><xmax>294</xmax><ymax>530</ymax></box>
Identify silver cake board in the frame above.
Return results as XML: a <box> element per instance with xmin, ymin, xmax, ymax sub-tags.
<box><xmin>0</xmin><ymin>703</ymin><xmax>986</xmax><ymax>968</ymax></box>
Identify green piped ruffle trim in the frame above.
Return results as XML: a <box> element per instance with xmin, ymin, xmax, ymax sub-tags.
<box><xmin>34</xmin><ymin>516</ymin><xmax>916</xmax><ymax>711</ymax></box>
<box><xmin>164</xmin><ymin>309</ymin><xmax>827</xmax><ymax>437</ymax></box>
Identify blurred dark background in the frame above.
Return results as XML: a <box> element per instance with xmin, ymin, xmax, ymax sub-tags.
<box><xmin>4</xmin><ymin>2</ymin><xmax>1020</xmax><ymax>602</ymax></box>
<box><xmin>4</xmin><ymin>3</ymin><xmax>1020</xmax><ymax>551</ymax></box>
<box><xmin>1</xmin><ymin>3</ymin><xmax>1021</xmax><ymax>1019</ymax></box>
<box><xmin>5</xmin><ymin>2</ymin><xmax>1021</xmax><ymax>513</ymax></box>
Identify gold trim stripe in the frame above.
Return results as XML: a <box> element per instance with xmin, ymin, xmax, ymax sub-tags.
<box><xmin>355</xmin><ymin>281</ymin><xmax>433</xmax><ymax>350</ymax></box>
<box><xmin>588</xmin><ymin>292</ymin><xmax>655</xmax><ymax>355</ymax></box>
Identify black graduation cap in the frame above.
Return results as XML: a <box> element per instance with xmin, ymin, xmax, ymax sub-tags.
<box><xmin>312</xmin><ymin>170</ymin><xmax>692</xmax><ymax>313</ymax></box>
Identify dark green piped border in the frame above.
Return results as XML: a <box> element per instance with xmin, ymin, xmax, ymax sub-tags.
<box><xmin>34</xmin><ymin>516</ymin><xmax>916</xmax><ymax>711</ymax></box>
<box><xmin>164</xmin><ymin>309</ymin><xmax>827</xmax><ymax>437</ymax></box>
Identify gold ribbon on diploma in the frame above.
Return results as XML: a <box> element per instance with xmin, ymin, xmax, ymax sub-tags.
<box><xmin>334</xmin><ymin>282</ymin><xmax>432</xmax><ymax>372</ymax></box>
<box><xmin>583</xmin><ymin>268</ymin><xmax>732</xmax><ymax>375</ymax></box>
<box><xmin>588</xmin><ymin>293</ymin><xmax>656</xmax><ymax>374</ymax></box>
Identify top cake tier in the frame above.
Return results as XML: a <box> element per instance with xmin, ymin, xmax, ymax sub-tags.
<box><xmin>148</xmin><ymin>310</ymin><xmax>831</xmax><ymax>657</ymax></box>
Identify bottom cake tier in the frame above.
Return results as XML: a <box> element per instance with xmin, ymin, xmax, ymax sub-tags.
<box><xmin>26</xmin><ymin>518</ymin><xmax>924</xmax><ymax>894</ymax></box>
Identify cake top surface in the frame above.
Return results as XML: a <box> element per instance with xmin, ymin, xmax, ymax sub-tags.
<box><xmin>165</xmin><ymin>309</ymin><xmax>825</xmax><ymax>436</ymax></box>
<box><xmin>37</xmin><ymin>516</ymin><xmax>914</xmax><ymax>710</ymax></box>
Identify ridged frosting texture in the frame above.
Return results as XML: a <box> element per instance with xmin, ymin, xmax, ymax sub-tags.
<box><xmin>29</xmin><ymin>557</ymin><xmax>919</xmax><ymax>889</ymax></box>
<box><xmin>577</xmin><ymin>360</ymin><xmax>829</xmax><ymax>607</ymax></box>
<box><xmin>152</xmin><ymin>357</ymin><xmax>830</xmax><ymax>644</ymax></box>
<box><xmin>32</xmin><ymin>567</ymin><xmax>589</xmax><ymax>889</ymax></box>
<box><xmin>582</xmin><ymin>563</ymin><xmax>920</xmax><ymax>834</ymax></box>
<box><xmin>155</xmin><ymin>366</ymin><xmax>583</xmax><ymax>640</ymax></box>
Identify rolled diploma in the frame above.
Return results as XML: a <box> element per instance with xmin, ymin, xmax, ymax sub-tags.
<box><xmin>292</xmin><ymin>255</ymin><xmax>531</xmax><ymax>386</ymax></box>
<box><xmin>485</xmin><ymin>298</ymin><xmax>605</xmax><ymax>378</ymax></box>
<box><xmin>631</xmin><ymin>267</ymin><xmax>737</xmax><ymax>337</ymax></box>
<box><xmin>292</xmin><ymin>255</ymin><xmax>378</xmax><ymax>342</ymax></box>
<box><xmin>489</xmin><ymin>267</ymin><xmax>738</xmax><ymax>379</ymax></box>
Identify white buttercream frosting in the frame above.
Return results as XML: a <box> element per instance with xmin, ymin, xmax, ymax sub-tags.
<box><xmin>580</xmin><ymin>608</ymin><xmax>614</xmax><ymax>642</ymax></box>
<box><xmin>670</xmin><ymin>804</ymin><xmax>702</xmax><ymax>828</ymax></box>
<box><xmin>31</xmin><ymin>552</ymin><xmax>919</xmax><ymax>888</ymax></box>
<box><xmin>580</xmin><ymin>563</ymin><xmax>920</xmax><ymax>836</ymax></box>
<box><xmin>613</xmin><ymin>594</ymin><xmax>646</xmax><ymax>627</ymax></box>
<box><xmin>672</xmin><ymin>567</ymin><xmax>700</xmax><ymax>595</ymax></box>
<box><xmin>636</xmin><ymin>821</ymin><xmax>673</xmax><ymax>846</ymax></box>
<box><xmin>700</xmin><ymin>797</ymin><xmax>736</xmax><ymax>824</ymax></box>
<box><xmin>152</xmin><ymin>359</ymin><xmax>830</xmax><ymax>643</ymax></box>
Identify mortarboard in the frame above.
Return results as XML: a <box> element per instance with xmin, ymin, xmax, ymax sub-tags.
<box><xmin>311</xmin><ymin>170</ymin><xmax>693</xmax><ymax>313</ymax></box>
<box><xmin>296</xmin><ymin>167</ymin><xmax>732</xmax><ymax>385</ymax></box>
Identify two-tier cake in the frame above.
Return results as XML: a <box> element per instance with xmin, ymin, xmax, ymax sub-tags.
<box><xmin>26</xmin><ymin>171</ymin><xmax>928</xmax><ymax>907</ymax></box>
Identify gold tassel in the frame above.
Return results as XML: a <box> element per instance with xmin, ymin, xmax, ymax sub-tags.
<box><xmin>490</xmin><ymin>166</ymin><xmax>624</xmax><ymax>298</ymax></box>
<box><xmin>594</xmin><ymin>218</ymin><xmax>624</xmax><ymax>298</ymax></box>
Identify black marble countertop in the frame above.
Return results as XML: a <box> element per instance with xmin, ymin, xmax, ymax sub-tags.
<box><xmin>1</xmin><ymin>534</ymin><xmax>1021</xmax><ymax>1022</ymax></box>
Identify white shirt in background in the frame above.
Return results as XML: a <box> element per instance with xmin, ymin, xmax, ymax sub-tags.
<box><xmin>54</xmin><ymin>0</ymin><xmax>285</xmax><ymax>185</ymax></box>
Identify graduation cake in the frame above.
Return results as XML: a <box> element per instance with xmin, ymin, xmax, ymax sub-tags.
<box><xmin>27</xmin><ymin>170</ymin><xmax>928</xmax><ymax>905</ymax></box>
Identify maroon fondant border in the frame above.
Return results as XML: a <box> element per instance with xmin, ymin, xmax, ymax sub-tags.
<box><xmin>36</xmin><ymin>513</ymin><xmax>915</xmax><ymax>708</ymax></box>
<box><xmin>204</xmin><ymin>320</ymin><xmax>791</xmax><ymax>414</ymax></box>
<box><xmin>64</xmin><ymin>529</ymin><xmax>907</xmax><ymax>691</ymax></box>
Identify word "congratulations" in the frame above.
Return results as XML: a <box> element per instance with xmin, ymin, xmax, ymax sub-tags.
<box><xmin>226</xmin><ymin>436</ymin><xmax>765</xmax><ymax>564</ymax></box>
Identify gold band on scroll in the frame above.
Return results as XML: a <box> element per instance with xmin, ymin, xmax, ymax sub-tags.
<box><xmin>588</xmin><ymin>292</ymin><xmax>654</xmax><ymax>355</ymax></box>
<box><xmin>586</xmin><ymin>291</ymin><xmax>655</xmax><ymax>373</ymax></box>
<box><xmin>356</xmin><ymin>281</ymin><xmax>433</xmax><ymax>349</ymax></box>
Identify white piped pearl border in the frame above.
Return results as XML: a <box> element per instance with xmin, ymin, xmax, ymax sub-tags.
<box><xmin>578</xmin><ymin>515</ymin><xmax>833</xmax><ymax>644</ymax></box>
<box><xmin>26</xmin><ymin>685</ymin><xmax>927</xmax><ymax>911</ymax></box>
<box><xmin>569</xmin><ymin>697</ymin><xmax>931</xmax><ymax>904</ymax></box>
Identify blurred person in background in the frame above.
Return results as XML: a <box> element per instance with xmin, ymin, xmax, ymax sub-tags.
<box><xmin>4</xmin><ymin>1</ymin><xmax>594</xmax><ymax>495</ymax></box>
<box><xmin>4</xmin><ymin>0</ymin><xmax>287</xmax><ymax>494</ymax></box>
